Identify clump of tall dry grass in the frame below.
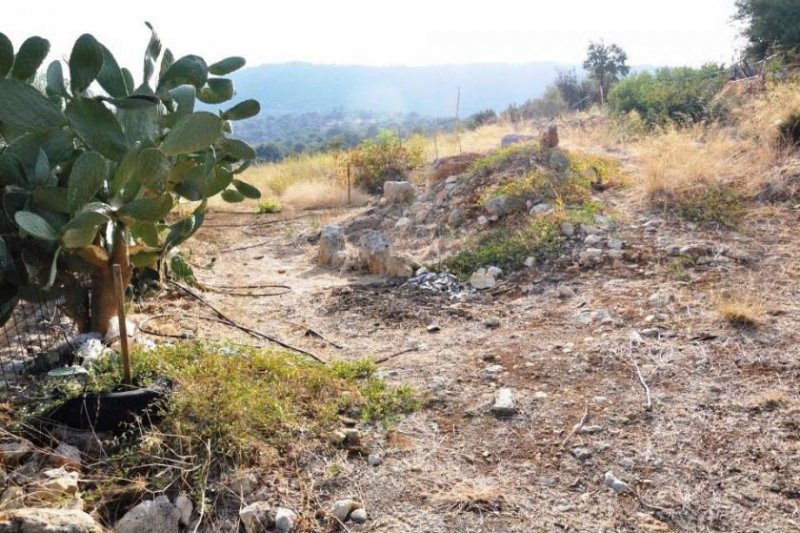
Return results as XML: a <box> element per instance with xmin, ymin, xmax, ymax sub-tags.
<box><xmin>713</xmin><ymin>290</ymin><xmax>766</xmax><ymax>327</ymax></box>
<box><xmin>280</xmin><ymin>180</ymin><xmax>370</xmax><ymax>210</ymax></box>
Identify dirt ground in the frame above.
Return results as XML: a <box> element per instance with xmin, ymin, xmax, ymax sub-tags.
<box><xmin>136</xmin><ymin>171</ymin><xmax>800</xmax><ymax>532</ymax></box>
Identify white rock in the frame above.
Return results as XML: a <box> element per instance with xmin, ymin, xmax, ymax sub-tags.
<box><xmin>603</xmin><ymin>471</ymin><xmax>630</xmax><ymax>494</ymax></box>
<box><xmin>394</xmin><ymin>217</ymin><xmax>412</xmax><ymax>229</ymax></box>
<box><xmin>367</xmin><ymin>453</ymin><xmax>383</xmax><ymax>467</ymax></box>
<box><xmin>560</xmin><ymin>222</ymin><xmax>575</xmax><ymax>237</ymax></box>
<box><xmin>175</xmin><ymin>493</ymin><xmax>193</xmax><ymax>527</ymax></box>
<box><xmin>383</xmin><ymin>181</ymin><xmax>415</xmax><ymax>203</ymax></box>
<box><xmin>530</xmin><ymin>203</ymin><xmax>554</xmax><ymax>215</ymax></box>
<box><xmin>319</xmin><ymin>225</ymin><xmax>345</xmax><ymax>266</ymax></box>
<box><xmin>477</xmin><ymin>215</ymin><xmax>489</xmax><ymax>226</ymax></box>
<box><xmin>427</xmin><ymin>377</ymin><xmax>447</xmax><ymax>391</ymax></box>
<box><xmin>470</xmin><ymin>270</ymin><xmax>496</xmax><ymax>290</ymax></box>
<box><xmin>104</xmin><ymin>318</ymin><xmax>137</xmax><ymax>343</ymax></box>
<box><xmin>35</xmin><ymin>467</ymin><xmax>79</xmax><ymax>502</ymax></box>
<box><xmin>116</xmin><ymin>495</ymin><xmax>180</xmax><ymax>533</ymax></box>
<box><xmin>481</xmin><ymin>364</ymin><xmax>504</xmax><ymax>380</ymax></box>
<box><xmin>239</xmin><ymin>501</ymin><xmax>274</xmax><ymax>533</ymax></box>
<box><xmin>415</xmin><ymin>266</ymin><xmax>429</xmax><ymax>276</ymax></box>
<box><xmin>628</xmin><ymin>330</ymin><xmax>645</xmax><ymax>345</ymax></box>
<box><xmin>0</xmin><ymin>508</ymin><xmax>103</xmax><ymax>533</ymax></box>
<box><xmin>350</xmin><ymin>508</ymin><xmax>368</xmax><ymax>524</ymax></box>
<box><xmin>608</xmin><ymin>238</ymin><xmax>623</xmax><ymax>250</ymax></box>
<box><xmin>275</xmin><ymin>507</ymin><xmax>297</xmax><ymax>532</ymax></box>
<box><xmin>648</xmin><ymin>291</ymin><xmax>674</xmax><ymax>308</ymax></box>
<box><xmin>523</xmin><ymin>256</ymin><xmax>536</xmax><ymax>268</ymax></box>
<box><xmin>48</xmin><ymin>442</ymin><xmax>81</xmax><ymax>471</ymax></box>
<box><xmin>486</xmin><ymin>266</ymin><xmax>503</xmax><ymax>278</ymax></box>
<box><xmin>557</xmin><ymin>285</ymin><xmax>576</xmax><ymax>299</ymax></box>
<box><xmin>329</xmin><ymin>499</ymin><xmax>356</xmax><ymax>522</ymax></box>
<box><xmin>492</xmin><ymin>388</ymin><xmax>516</xmax><ymax>416</ymax></box>
<box><xmin>584</xmin><ymin>234</ymin><xmax>602</xmax><ymax>246</ymax></box>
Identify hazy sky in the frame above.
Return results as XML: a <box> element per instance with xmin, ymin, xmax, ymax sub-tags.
<box><xmin>4</xmin><ymin>0</ymin><xmax>743</xmax><ymax>73</ymax></box>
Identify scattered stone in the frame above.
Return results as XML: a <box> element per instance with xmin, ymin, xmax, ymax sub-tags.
<box><xmin>500</xmin><ymin>134</ymin><xmax>535</xmax><ymax>147</ymax></box>
<box><xmin>607</xmin><ymin>249</ymin><xmax>624</xmax><ymax>260</ymax></box>
<box><xmin>524</xmin><ymin>256</ymin><xmax>536</xmax><ymax>268</ymax></box>
<box><xmin>0</xmin><ymin>439</ymin><xmax>33</xmax><ymax>466</ymax></box>
<box><xmin>48</xmin><ymin>442</ymin><xmax>81</xmax><ymax>471</ymax></box>
<box><xmin>491</xmin><ymin>388</ymin><xmax>516</xmax><ymax>417</ymax></box>
<box><xmin>583</xmin><ymin>247</ymin><xmax>603</xmax><ymax>258</ymax></box>
<box><xmin>533</xmin><ymin>391</ymin><xmax>548</xmax><ymax>400</ymax></box>
<box><xmin>367</xmin><ymin>453</ymin><xmax>383</xmax><ymax>467</ymax></box>
<box><xmin>481</xmin><ymin>365</ymin><xmax>504</xmax><ymax>380</ymax></box>
<box><xmin>116</xmin><ymin>495</ymin><xmax>180</xmax><ymax>533</ymax></box>
<box><xmin>557</xmin><ymin>285</ymin><xmax>576</xmax><ymax>299</ymax></box>
<box><xmin>427</xmin><ymin>377</ymin><xmax>447</xmax><ymax>391</ymax></box>
<box><xmin>560</xmin><ymin>222</ymin><xmax>575</xmax><ymax>237</ymax></box>
<box><xmin>76</xmin><ymin>338</ymin><xmax>111</xmax><ymax>368</ymax></box>
<box><xmin>469</xmin><ymin>269</ymin><xmax>496</xmax><ymax>290</ymax></box>
<box><xmin>415</xmin><ymin>266</ymin><xmax>429</xmax><ymax>276</ymax></box>
<box><xmin>584</xmin><ymin>234</ymin><xmax>602</xmax><ymax>246</ymax></box>
<box><xmin>618</xmin><ymin>457</ymin><xmax>635</xmax><ymax>470</ymax></box>
<box><xmin>350</xmin><ymin>508</ymin><xmax>368</xmax><ymax>524</ymax></box>
<box><xmin>484</xmin><ymin>195</ymin><xmax>513</xmax><ymax>217</ymax></box>
<box><xmin>331</xmin><ymin>250</ymin><xmax>349</xmax><ymax>269</ymax></box>
<box><xmin>239</xmin><ymin>501</ymin><xmax>275</xmax><ymax>533</ymax></box>
<box><xmin>447</xmin><ymin>208</ymin><xmax>464</xmax><ymax>227</ymax></box>
<box><xmin>648</xmin><ymin>291</ymin><xmax>674</xmax><ymax>308</ymax></box>
<box><xmin>530</xmin><ymin>203</ymin><xmax>554</xmax><ymax>215</ymax></box>
<box><xmin>483</xmin><ymin>317</ymin><xmax>501</xmax><ymax>329</ymax></box>
<box><xmin>539</xmin><ymin>124</ymin><xmax>559</xmax><ymax>148</ymax></box>
<box><xmin>329</xmin><ymin>499</ymin><xmax>357</xmax><ymax>522</ymax></box>
<box><xmin>383</xmin><ymin>181</ymin><xmax>415</xmax><ymax>203</ymax></box>
<box><xmin>358</xmin><ymin>231</ymin><xmax>393</xmax><ymax>275</ymax></box>
<box><xmin>595</xmin><ymin>442</ymin><xmax>611</xmax><ymax>453</ymax></box>
<box><xmin>343</xmin><ymin>428</ymin><xmax>361</xmax><ymax>445</ymax></box>
<box><xmin>404</xmin><ymin>272</ymin><xmax>474</xmax><ymax>299</ymax></box>
<box><xmin>593</xmin><ymin>396</ymin><xmax>607</xmax><ymax>404</ymax></box>
<box><xmin>228</xmin><ymin>470</ymin><xmax>258</xmax><ymax>497</ymax></box>
<box><xmin>275</xmin><ymin>507</ymin><xmax>297</xmax><ymax>532</ymax></box>
<box><xmin>0</xmin><ymin>508</ymin><xmax>103</xmax><ymax>533</ymax></box>
<box><xmin>603</xmin><ymin>471</ymin><xmax>630</xmax><ymax>494</ymax></box>
<box><xmin>426</xmin><ymin>323</ymin><xmax>441</xmax><ymax>333</ymax></box>
<box><xmin>394</xmin><ymin>217</ymin><xmax>412</xmax><ymax>230</ymax></box>
<box><xmin>318</xmin><ymin>225</ymin><xmax>345</xmax><ymax>266</ymax></box>
<box><xmin>330</xmin><ymin>431</ymin><xmax>347</xmax><ymax>445</ymax></box>
<box><xmin>608</xmin><ymin>238</ymin><xmax>623</xmax><ymax>250</ymax></box>
<box><xmin>554</xmin><ymin>500</ymin><xmax>576</xmax><ymax>513</ymax></box>
<box><xmin>32</xmin><ymin>468</ymin><xmax>79</xmax><ymax>503</ymax></box>
<box><xmin>572</xmin><ymin>309</ymin><xmax>614</xmax><ymax>326</ymax></box>
<box><xmin>579</xmin><ymin>425</ymin><xmax>604</xmax><ymax>434</ymax></box>
<box><xmin>175</xmin><ymin>493</ymin><xmax>193</xmax><ymax>527</ymax></box>
<box><xmin>477</xmin><ymin>215</ymin><xmax>489</xmax><ymax>226</ymax></box>
<box><xmin>486</xmin><ymin>266</ymin><xmax>503</xmax><ymax>278</ymax></box>
<box><xmin>570</xmin><ymin>447</ymin><xmax>593</xmax><ymax>461</ymax></box>
<box><xmin>628</xmin><ymin>330</ymin><xmax>645</xmax><ymax>345</ymax></box>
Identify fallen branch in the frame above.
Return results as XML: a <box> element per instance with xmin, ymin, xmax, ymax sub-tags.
<box><xmin>374</xmin><ymin>347</ymin><xmax>419</xmax><ymax>365</ymax></box>
<box><xmin>169</xmin><ymin>282</ymin><xmax>326</xmax><ymax>364</ymax></box>
<box><xmin>561</xmin><ymin>402</ymin><xmax>589</xmax><ymax>448</ymax></box>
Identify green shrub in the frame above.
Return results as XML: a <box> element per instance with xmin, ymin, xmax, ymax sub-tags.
<box><xmin>608</xmin><ymin>65</ymin><xmax>727</xmax><ymax>127</ymax></box>
<box><xmin>257</xmin><ymin>197</ymin><xmax>283</xmax><ymax>213</ymax></box>
<box><xmin>444</xmin><ymin>217</ymin><xmax>563</xmax><ymax>278</ymax></box>
<box><xmin>340</xmin><ymin>130</ymin><xmax>425</xmax><ymax>193</ymax></box>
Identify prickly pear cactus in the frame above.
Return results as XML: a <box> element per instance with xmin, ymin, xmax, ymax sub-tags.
<box><xmin>0</xmin><ymin>24</ymin><xmax>261</xmax><ymax>332</ymax></box>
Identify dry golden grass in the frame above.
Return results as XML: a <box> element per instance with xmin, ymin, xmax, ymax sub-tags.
<box><xmin>433</xmin><ymin>481</ymin><xmax>506</xmax><ymax>513</ymax></box>
<box><xmin>714</xmin><ymin>291</ymin><xmax>766</xmax><ymax>327</ymax></box>
<box><xmin>280</xmin><ymin>180</ymin><xmax>370</xmax><ymax>210</ymax></box>
<box><xmin>429</xmin><ymin>121</ymin><xmax>524</xmax><ymax>160</ymax></box>
<box><xmin>736</xmin><ymin>82</ymin><xmax>800</xmax><ymax>147</ymax></box>
<box><xmin>745</xmin><ymin>390</ymin><xmax>790</xmax><ymax>411</ymax></box>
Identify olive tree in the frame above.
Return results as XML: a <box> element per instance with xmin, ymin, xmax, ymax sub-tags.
<box><xmin>583</xmin><ymin>41</ymin><xmax>630</xmax><ymax>105</ymax></box>
<box><xmin>0</xmin><ymin>25</ymin><xmax>261</xmax><ymax>334</ymax></box>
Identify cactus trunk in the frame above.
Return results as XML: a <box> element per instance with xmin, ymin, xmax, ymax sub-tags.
<box><xmin>90</xmin><ymin>226</ymin><xmax>131</xmax><ymax>335</ymax></box>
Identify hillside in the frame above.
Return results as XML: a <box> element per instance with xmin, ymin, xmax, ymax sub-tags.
<box><xmin>229</xmin><ymin>61</ymin><xmax>572</xmax><ymax>117</ymax></box>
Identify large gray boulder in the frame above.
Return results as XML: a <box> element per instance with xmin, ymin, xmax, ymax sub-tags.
<box><xmin>383</xmin><ymin>181</ymin><xmax>415</xmax><ymax>204</ymax></box>
<box><xmin>358</xmin><ymin>231</ymin><xmax>393</xmax><ymax>275</ymax></box>
<box><xmin>318</xmin><ymin>225</ymin><xmax>345</xmax><ymax>266</ymax></box>
<box><xmin>115</xmin><ymin>495</ymin><xmax>180</xmax><ymax>533</ymax></box>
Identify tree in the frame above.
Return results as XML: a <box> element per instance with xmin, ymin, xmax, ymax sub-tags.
<box><xmin>0</xmin><ymin>25</ymin><xmax>261</xmax><ymax>334</ymax></box>
<box><xmin>735</xmin><ymin>0</ymin><xmax>800</xmax><ymax>59</ymax></box>
<box><xmin>583</xmin><ymin>41</ymin><xmax>630</xmax><ymax>104</ymax></box>
<box><xmin>554</xmin><ymin>69</ymin><xmax>599</xmax><ymax>110</ymax></box>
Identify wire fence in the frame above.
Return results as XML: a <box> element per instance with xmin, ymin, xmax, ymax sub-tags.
<box><xmin>0</xmin><ymin>293</ymin><xmax>78</xmax><ymax>391</ymax></box>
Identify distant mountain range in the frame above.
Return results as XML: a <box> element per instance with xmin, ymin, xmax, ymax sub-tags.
<box><xmin>229</xmin><ymin>61</ymin><xmax>576</xmax><ymax>117</ymax></box>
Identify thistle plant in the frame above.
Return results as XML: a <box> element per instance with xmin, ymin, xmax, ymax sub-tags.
<box><xmin>0</xmin><ymin>24</ymin><xmax>261</xmax><ymax>334</ymax></box>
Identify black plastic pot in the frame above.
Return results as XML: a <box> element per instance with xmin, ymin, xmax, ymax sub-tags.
<box><xmin>47</xmin><ymin>384</ymin><xmax>168</xmax><ymax>432</ymax></box>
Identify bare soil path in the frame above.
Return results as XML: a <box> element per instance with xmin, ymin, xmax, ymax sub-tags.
<box><xmin>141</xmin><ymin>186</ymin><xmax>800</xmax><ymax>531</ymax></box>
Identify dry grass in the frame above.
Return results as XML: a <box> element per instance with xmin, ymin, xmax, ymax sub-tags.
<box><xmin>714</xmin><ymin>291</ymin><xmax>766</xmax><ymax>327</ymax></box>
<box><xmin>633</xmin><ymin>127</ymin><xmax>772</xmax><ymax>225</ymax></box>
<box><xmin>429</xmin><ymin>121</ymin><xmax>523</xmax><ymax>160</ymax></box>
<box><xmin>433</xmin><ymin>480</ymin><xmax>506</xmax><ymax>514</ymax></box>
<box><xmin>745</xmin><ymin>389</ymin><xmax>790</xmax><ymax>411</ymax></box>
<box><xmin>280</xmin><ymin>180</ymin><xmax>370</xmax><ymax>210</ymax></box>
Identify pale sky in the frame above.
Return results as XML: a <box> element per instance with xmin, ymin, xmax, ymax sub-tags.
<box><xmin>4</xmin><ymin>0</ymin><xmax>743</xmax><ymax>74</ymax></box>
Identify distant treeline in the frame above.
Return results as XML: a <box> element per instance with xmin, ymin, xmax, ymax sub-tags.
<box><xmin>235</xmin><ymin>111</ymin><xmax>457</xmax><ymax>162</ymax></box>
